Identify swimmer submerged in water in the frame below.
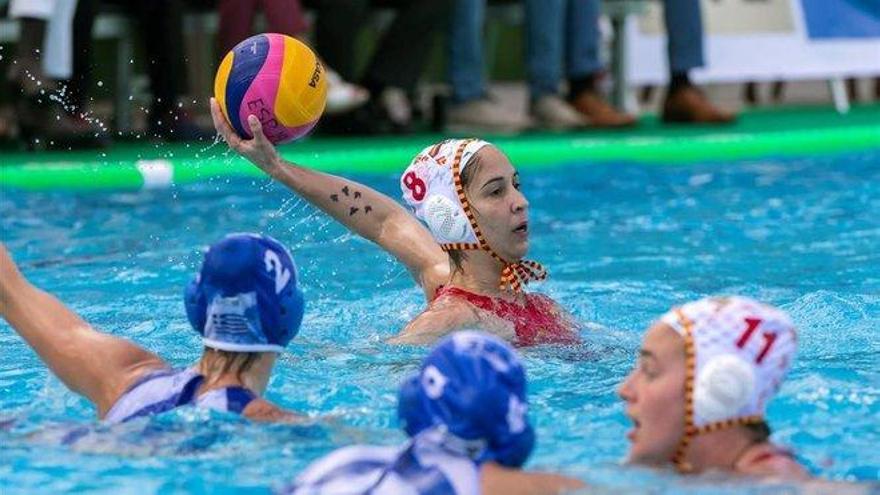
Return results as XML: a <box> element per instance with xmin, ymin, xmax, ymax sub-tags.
<box><xmin>0</xmin><ymin>234</ymin><xmax>305</xmax><ymax>423</ymax></box>
<box><xmin>211</xmin><ymin>100</ymin><xmax>579</xmax><ymax>346</ymax></box>
<box><xmin>282</xmin><ymin>331</ymin><xmax>583</xmax><ymax>495</ymax></box>
<box><xmin>619</xmin><ymin>296</ymin><xmax>808</xmax><ymax>478</ymax></box>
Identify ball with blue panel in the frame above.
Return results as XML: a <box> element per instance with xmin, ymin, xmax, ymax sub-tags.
<box><xmin>214</xmin><ymin>33</ymin><xmax>327</xmax><ymax>144</ymax></box>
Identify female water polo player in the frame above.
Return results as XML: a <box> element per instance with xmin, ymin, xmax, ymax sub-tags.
<box><xmin>282</xmin><ymin>331</ymin><xmax>583</xmax><ymax>494</ymax></box>
<box><xmin>619</xmin><ymin>296</ymin><xmax>808</xmax><ymax>478</ymax></box>
<box><xmin>0</xmin><ymin>234</ymin><xmax>305</xmax><ymax>423</ymax></box>
<box><xmin>211</xmin><ymin>100</ymin><xmax>579</xmax><ymax>346</ymax></box>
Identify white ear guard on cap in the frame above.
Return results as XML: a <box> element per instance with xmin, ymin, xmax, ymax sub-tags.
<box><xmin>423</xmin><ymin>194</ymin><xmax>472</xmax><ymax>244</ymax></box>
<box><xmin>693</xmin><ymin>354</ymin><xmax>756</xmax><ymax>424</ymax></box>
<box><xmin>660</xmin><ymin>296</ymin><xmax>797</xmax><ymax>470</ymax></box>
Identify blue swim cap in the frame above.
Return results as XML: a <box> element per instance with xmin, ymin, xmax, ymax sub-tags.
<box><xmin>184</xmin><ymin>233</ymin><xmax>304</xmax><ymax>352</ymax></box>
<box><xmin>397</xmin><ymin>331</ymin><xmax>535</xmax><ymax>467</ymax></box>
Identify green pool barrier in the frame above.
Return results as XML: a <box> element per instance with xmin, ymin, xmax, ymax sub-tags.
<box><xmin>2</xmin><ymin>105</ymin><xmax>878</xmax><ymax>191</ymax></box>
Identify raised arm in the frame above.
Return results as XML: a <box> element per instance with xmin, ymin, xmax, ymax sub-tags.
<box><xmin>0</xmin><ymin>244</ymin><xmax>166</xmax><ymax>418</ymax></box>
<box><xmin>210</xmin><ymin>99</ymin><xmax>448</xmax><ymax>298</ymax></box>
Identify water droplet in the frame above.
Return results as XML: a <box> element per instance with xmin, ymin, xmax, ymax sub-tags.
<box><xmin>97</xmin><ymin>81</ymin><xmax>104</xmax><ymax>87</ymax></box>
<box><xmin>128</xmin><ymin>95</ymin><xmax>134</xmax><ymax>101</ymax></box>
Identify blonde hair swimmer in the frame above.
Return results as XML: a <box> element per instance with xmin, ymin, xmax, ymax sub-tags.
<box><xmin>0</xmin><ymin>236</ymin><xmax>306</xmax><ymax>423</ymax></box>
<box><xmin>619</xmin><ymin>296</ymin><xmax>807</xmax><ymax>478</ymax></box>
<box><xmin>211</xmin><ymin>99</ymin><xmax>579</xmax><ymax>346</ymax></box>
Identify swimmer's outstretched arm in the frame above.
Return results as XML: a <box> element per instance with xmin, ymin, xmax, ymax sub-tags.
<box><xmin>211</xmin><ymin>100</ymin><xmax>448</xmax><ymax>298</ymax></box>
<box><xmin>0</xmin><ymin>244</ymin><xmax>166</xmax><ymax>418</ymax></box>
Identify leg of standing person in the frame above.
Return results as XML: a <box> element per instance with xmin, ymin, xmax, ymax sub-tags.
<box><xmin>524</xmin><ymin>0</ymin><xmax>586</xmax><ymax>129</ymax></box>
<box><xmin>8</xmin><ymin>0</ymin><xmax>95</xmax><ymax>146</ymax></box>
<box><xmin>217</xmin><ymin>0</ymin><xmax>259</xmax><ymax>57</ymax></box>
<box><xmin>69</xmin><ymin>0</ymin><xmax>95</xmax><ymax>114</ymax></box>
<box><xmin>309</xmin><ymin>0</ymin><xmax>370</xmax><ymax>83</ymax></box>
<box><xmin>259</xmin><ymin>0</ymin><xmax>309</xmax><ymax>38</ymax></box>
<box><xmin>566</xmin><ymin>0</ymin><xmax>636</xmax><ymax>127</ymax></box>
<box><xmin>116</xmin><ymin>0</ymin><xmax>213</xmax><ymax>140</ymax></box>
<box><xmin>361</xmin><ymin>0</ymin><xmax>453</xmax><ymax>94</ymax></box>
<box><xmin>448</xmin><ymin>0</ymin><xmax>486</xmax><ymax>105</ymax></box>
<box><xmin>445</xmin><ymin>0</ymin><xmax>530</xmax><ymax>133</ymax></box>
<box><xmin>660</xmin><ymin>0</ymin><xmax>735</xmax><ymax>123</ymax></box>
<box><xmin>315</xmin><ymin>0</ymin><xmax>452</xmax><ymax>134</ymax></box>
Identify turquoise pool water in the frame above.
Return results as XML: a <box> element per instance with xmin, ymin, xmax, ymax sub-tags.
<box><xmin>1</xmin><ymin>149</ymin><xmax>878</xmax><ymax>493</ymax></box>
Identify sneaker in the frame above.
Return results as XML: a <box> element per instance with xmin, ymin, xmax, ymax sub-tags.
<box><xmin>530</xmin><ymin>95</ymin><xmax>588</xmax><ymax>130</ymax></box>
<box><xmin>570</xmin><ymin>90</ymin><xmax>637</xmax><ymax>127</ymax></box>
<box><xmin>379</xmin><ymin>87</ymin><xmax>413</xmax><ymax>128</ymax></box>
<box><xmin>446</xmin><ymin>98</ymin><xmax>531</xmax><ymax>133</ymax></box>
<box><xmin>318</xmin><ymin>87</ymin><xmax>413</xmax><ymax>136</ymax></box>
<box><xmin>662</xmin><ymin>85</ymin><xmax>736</xmax><ymax>124</ymax></box>
<box><xmin>325</xmin><ymin>69</ymin><xmax>369</xmax><ymax>115</ymax></box>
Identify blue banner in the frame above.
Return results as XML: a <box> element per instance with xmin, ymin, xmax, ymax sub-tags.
<box><xmin>801</xmin><ymin>0</ymin><xmax>880</xmax><ymax>39</ymax></box>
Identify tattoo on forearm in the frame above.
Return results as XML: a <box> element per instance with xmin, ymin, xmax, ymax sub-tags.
<box><xmin>330</xmin><ymin>185</ymin><xmax>373</xmax><ymax>216</ymax></box>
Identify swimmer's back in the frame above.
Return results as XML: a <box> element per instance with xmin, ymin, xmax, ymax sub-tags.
<box><xmin>282</xmin><ymin>441</ymin><xmax>479</xmax><ymax>494</ymax></box>
<box><xmin>104</xmin><ymin>368</ymin><xmax>299</xmax><ymax>423</ymax></box>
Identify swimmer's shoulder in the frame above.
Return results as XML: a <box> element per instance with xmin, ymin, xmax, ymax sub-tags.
<box><xmin>480</xmin><ymin>462</ymin><xmax>585</xmax><ymax>495</ymax></box>
<box><xmin>393</xmin><ymin>294</ymin><xmax>515</xmax><ymax>345</ymax></box>
<box><xmin>242</xmin><ymin>398</ymin><xmax>307</xmax><ymax>423</ymax></box>
<box><xmin>737</xmin><ymin>443</ymin><xmax>809</xmax><ymax>480</ymax></box>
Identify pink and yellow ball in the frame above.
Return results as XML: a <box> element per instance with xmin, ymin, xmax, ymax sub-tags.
<box><xmin>214</xmin><ymin>33</ymin><xmax>327</xmax><ymax>145</ymax></box>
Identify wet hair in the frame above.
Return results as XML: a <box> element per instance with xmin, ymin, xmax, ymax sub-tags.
<box><xmin>744</xmin><ymin>421</ymin><xmax>772</xmax><ymax>443</ymax></box>
<box><xmin>202</xmin><ymin>347</ymin><xmax>261</xmax><ymax>381</ymax></box>
<box><xmin>447</xmin><ymin>152</ymin><xmax>484</xmax><ymax>272</ymax></box>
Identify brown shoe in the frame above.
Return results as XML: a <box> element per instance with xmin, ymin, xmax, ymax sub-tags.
<box><xmin>662</xmin><ymin>85</ymin><xmax>736</xmax><ymax>124</ymax></box>
<box><xmin>570</xmin><ymin>91</ymin><xmax>637</xmax><ymax>127</ymax></box>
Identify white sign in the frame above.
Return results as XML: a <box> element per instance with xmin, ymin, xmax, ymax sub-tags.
<box><xmin>625</xmin><ymin>0</ymin><xmax>880</xmax><ymax>84</ymax></box>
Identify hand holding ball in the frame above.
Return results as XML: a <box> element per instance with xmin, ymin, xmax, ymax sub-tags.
<box><xmin>214</xmin><ymin>33</ymin><xmax>327</xmax><ymax>145</ymax></box>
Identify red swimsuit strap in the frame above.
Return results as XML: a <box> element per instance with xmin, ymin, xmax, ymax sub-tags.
<box><xmin>433</xmin><ymin>285</ymin><xmax>578</xmax><ymax>346</ymax></box>
<box><xmin>434</xmin><ymin>285</ymin><xmax>506</xmax><ymax>309</ymax></box>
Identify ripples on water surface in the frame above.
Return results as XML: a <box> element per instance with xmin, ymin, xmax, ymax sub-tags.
<box><xmin>1</xmin><ymin>150</ymin><xmax>878</xmax><ymax>493</ymax></box>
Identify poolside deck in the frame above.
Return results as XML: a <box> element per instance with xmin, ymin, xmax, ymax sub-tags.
<box><xmin>1</xmin><ymin>103</ymin><xmax>878</xmax><ymax>191</ymax></box>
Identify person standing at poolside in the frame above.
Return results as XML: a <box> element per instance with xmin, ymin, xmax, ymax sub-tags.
<box><xmin>0</xmin><ymin>234</ymin><xmax>306</xmax><ymax>423</ymax></box>
<box><xmin>619</xmin><ymin>296</ymin><xmax>808</xmax><ymax>477</ymax></box>
<box><xmin>212</xmin><ymin>103</ymin><xmax>580</xmax><ymax>346</ymax></box>
<box><xmin>282</xmin><ymin>331</ymin><xmax>584</xmax><ymax>494</ymax></box>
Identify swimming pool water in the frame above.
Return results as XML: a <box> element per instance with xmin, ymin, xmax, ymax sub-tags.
<box><xmin>1</xmin><ymin>149</ymin><xmax>878</xmax><ymax>494</ymax></box>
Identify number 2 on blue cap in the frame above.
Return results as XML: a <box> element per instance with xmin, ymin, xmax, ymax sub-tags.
<box><xmin>264</xmin><ymin>250</ymin><xmax>291</xmax><ymax>294</ymax></box>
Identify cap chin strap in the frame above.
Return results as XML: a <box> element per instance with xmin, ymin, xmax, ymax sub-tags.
<box><xmin>438</xmin><ymin>140</ymin><xmax>548</xmax><ymax>292</ymax></box>
<box><xmin>417</xmin><ymin>424</ymin><xmax>488</xmax><ymax>461</ymax></box>
<box><xmin>670</xmin><ymin>308</ymin><xmax>764</xmax><ymax>473</ymax></box>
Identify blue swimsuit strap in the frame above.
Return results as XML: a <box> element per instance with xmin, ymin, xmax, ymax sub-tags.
<box><xmin>122</xmin><ymin>373</ymin><xmax>205</xmax><ymax>422</ymax></box>
<box><xmin>220</xmin><ymin>386</ymin><xmax>257</xmax><ymax>414</ymax></box>
<box><xmin>368</xmin><ymin>442</ymin><xmax>457</xmax><ymax>495</ymax></box>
